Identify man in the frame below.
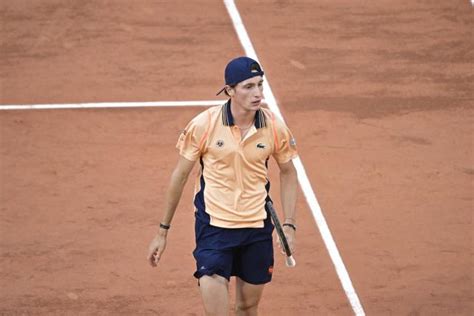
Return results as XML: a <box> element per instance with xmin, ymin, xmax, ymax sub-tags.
<box><xmin>147</xmin><ymin>56</ymin><xmax>298</xmax><ymax>315</ymax></box>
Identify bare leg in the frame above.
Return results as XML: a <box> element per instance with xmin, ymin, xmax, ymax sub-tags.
<box><xmin>235</xmin><ymin>277</ymin><xmax>265</xmax><ymax>316</ymax></box>
<box><xmin>199</xmin><ymin>274</ymin><xmax>229</xmax><ymax>316</ymax></box>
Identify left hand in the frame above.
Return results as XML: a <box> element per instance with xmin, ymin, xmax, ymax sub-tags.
<box><xmin>277</xmin><ymin>226</ymin><xmax>296</xmax><ymax>255</ymax></box>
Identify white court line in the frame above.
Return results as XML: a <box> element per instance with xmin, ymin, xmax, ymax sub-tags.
<box><xmin>223</xmin><ymin>1</ymin><xmax>366</xmax><ymax>315</ymax></box>
<box><xmin>0</xmin><ymin>100</ymin><xmax>227</xmax><ymax>110</ymax></box>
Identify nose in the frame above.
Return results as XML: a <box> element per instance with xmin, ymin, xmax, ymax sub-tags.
<box><xmin>255</xmin><ymin>86</ymin><xmax>263</xmax><ymax>99</ymax></box>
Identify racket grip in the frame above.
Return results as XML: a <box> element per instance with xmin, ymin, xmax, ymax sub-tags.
<box><xmin>285</xmin><ymin>255</ymin><xmax>296</xmax><ymax>268</ymax></box>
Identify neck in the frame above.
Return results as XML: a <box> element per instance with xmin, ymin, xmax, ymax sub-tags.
<box><xmin>230</xmin><ymin>101</ymin><xmax>256</xmax><ymax>127</ymax></box>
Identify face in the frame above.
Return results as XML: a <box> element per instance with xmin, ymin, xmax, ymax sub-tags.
<box><xmin>227</xmin><ymin>76</ymin><xmax>264</xmax><ymax>112</ymax></box>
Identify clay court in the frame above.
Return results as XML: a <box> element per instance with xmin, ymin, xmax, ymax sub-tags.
<box><xmin>1</xmin><ymin>0</ymin><xmax>473</xmax><ymax>315</ymax></box>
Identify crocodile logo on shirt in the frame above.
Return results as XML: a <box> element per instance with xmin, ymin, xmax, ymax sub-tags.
<box><xmin>256</xmin><ymin>143</ymin><xmax>266</xmax><ymax>149</ymax></box>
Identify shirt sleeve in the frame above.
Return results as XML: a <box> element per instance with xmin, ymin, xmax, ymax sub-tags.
<box><xmin>176</xmin><ymin>112</ymin><xmax>208</xmax><ymax>161</ymax></box>
<box><xmin>272</xmin><ymin>117</ymin><xmax>298</xmax><ymax>164</ymax></box>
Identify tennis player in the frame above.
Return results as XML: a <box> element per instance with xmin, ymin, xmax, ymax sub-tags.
<box><xmin>147</xmin><ymin>56</ymin><xmax>298</xmax><ymax>315</ymax></box>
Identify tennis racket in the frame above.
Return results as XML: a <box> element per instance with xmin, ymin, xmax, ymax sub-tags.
<box><xmin>266</xmin><ymin>201</ymin><xmax>296</xmax><ymax>267</ymax></box>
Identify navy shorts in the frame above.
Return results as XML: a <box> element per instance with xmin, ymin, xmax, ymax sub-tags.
<box><xmin>193</xmin><ymin>213</ymin><xmax>274</xmax><ymax>285</ymax></box>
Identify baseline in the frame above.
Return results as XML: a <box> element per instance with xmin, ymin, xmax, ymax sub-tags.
<box><xmin>0</xmin><ymin>100</ymin><xmax>227</xmax><ymax>111</ymax></box>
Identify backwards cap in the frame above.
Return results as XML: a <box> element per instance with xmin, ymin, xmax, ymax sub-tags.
<box><xmin>216</xmin><ymin>56</ymin><xmax>264</xmax><ymax>95</ymax></box>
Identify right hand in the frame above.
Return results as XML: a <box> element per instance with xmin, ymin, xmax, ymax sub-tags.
<box><xmin>147</xmin><ymin>231</ymin><xmax>167</xmax><ymax>267</ymax></box>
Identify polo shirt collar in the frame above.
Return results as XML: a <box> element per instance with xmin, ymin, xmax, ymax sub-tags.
<box><xmin>222</xmin><ymin>100</ymin><xmax>266</xmax><ymax>129</ymax></box>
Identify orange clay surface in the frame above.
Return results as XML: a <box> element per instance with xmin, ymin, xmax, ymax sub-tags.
<box><xmin>1</xmin><ymin>1</ymin><xmax>472</xmax><ymax>315</ymax></box>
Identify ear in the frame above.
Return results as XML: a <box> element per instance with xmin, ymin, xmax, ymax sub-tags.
<box><xmin>226</xmin><ymin>86</ymin><xmax>234</xmax><ymax>96</ymax></box>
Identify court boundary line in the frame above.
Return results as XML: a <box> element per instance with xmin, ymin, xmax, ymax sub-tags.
<box><xmin>223</xmin><ymin>0</ymin><xmax>366</xmax><ymax>315</ymax></box>
<box><xmin>0</xmin><ymin>100</ymin><xmax>227</xmax><ymax>111</ymax></box>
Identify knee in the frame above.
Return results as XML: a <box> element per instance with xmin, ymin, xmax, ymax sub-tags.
<box><xmin>235</xmin><ymin>298</ymin><xmax>259</xmax><ymax>312</ymax></box>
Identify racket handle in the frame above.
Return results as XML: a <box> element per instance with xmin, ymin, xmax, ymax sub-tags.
<box><xmin>285</xmin><ymin>255</ymin><xmax>296</xmax><ymax>268</ymax></box>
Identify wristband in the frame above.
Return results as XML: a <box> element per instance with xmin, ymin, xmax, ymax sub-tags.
<box><xmin>159</xmin><ymin>223</ymin><xmax>171</xmax><ymax>230</ymax></box>
<box><xmin>283</xmin><ymin>223</ymin><xmax>296</xmax><ymax>231</ymax></box>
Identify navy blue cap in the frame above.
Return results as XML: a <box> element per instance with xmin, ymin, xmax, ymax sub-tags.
<box><xmin>216</xmin><ymin>56</ymin><xmax>264</xmax><ymax>95</ymax></box>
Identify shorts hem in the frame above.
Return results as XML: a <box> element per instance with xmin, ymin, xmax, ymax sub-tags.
<box><xmin>234</xmin><ymin>274</ymin><xmax>272</xmax><ymax>285</ymax></box>
<box><xmin>193</xmin><ymin>269</ymin><xmax>230</xmax><ymax>282</ymax></box>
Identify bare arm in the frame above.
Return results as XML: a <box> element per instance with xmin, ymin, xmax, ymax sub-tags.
<box><xmin>147</xmin><ymin>155</ymin><xmax>196</xmax><ymax>266</ymax></box>
<box><xmin>278</xmin><ymin>159</ymin><xmax>298</xmax><ymax>252</ymax></box>
<box><xmin>160</xmin><ymin>155</ymin><xmax>196</xmax><ymax>227</ymax></box>
<box><xmin>278</xmin><ymin>160</ymin><xmax>298</xmax><ymax>223</ymax></box>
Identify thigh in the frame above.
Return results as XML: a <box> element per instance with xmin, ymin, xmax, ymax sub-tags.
<box><xmin>235</xmin><ymin>277</ymin><xmax>266</xmax><ymax>311</ymax></box>
<box><xmin>200</xmin><ymin>274</ymin><xmax>230</xmax><ymax>316</ymax></box>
